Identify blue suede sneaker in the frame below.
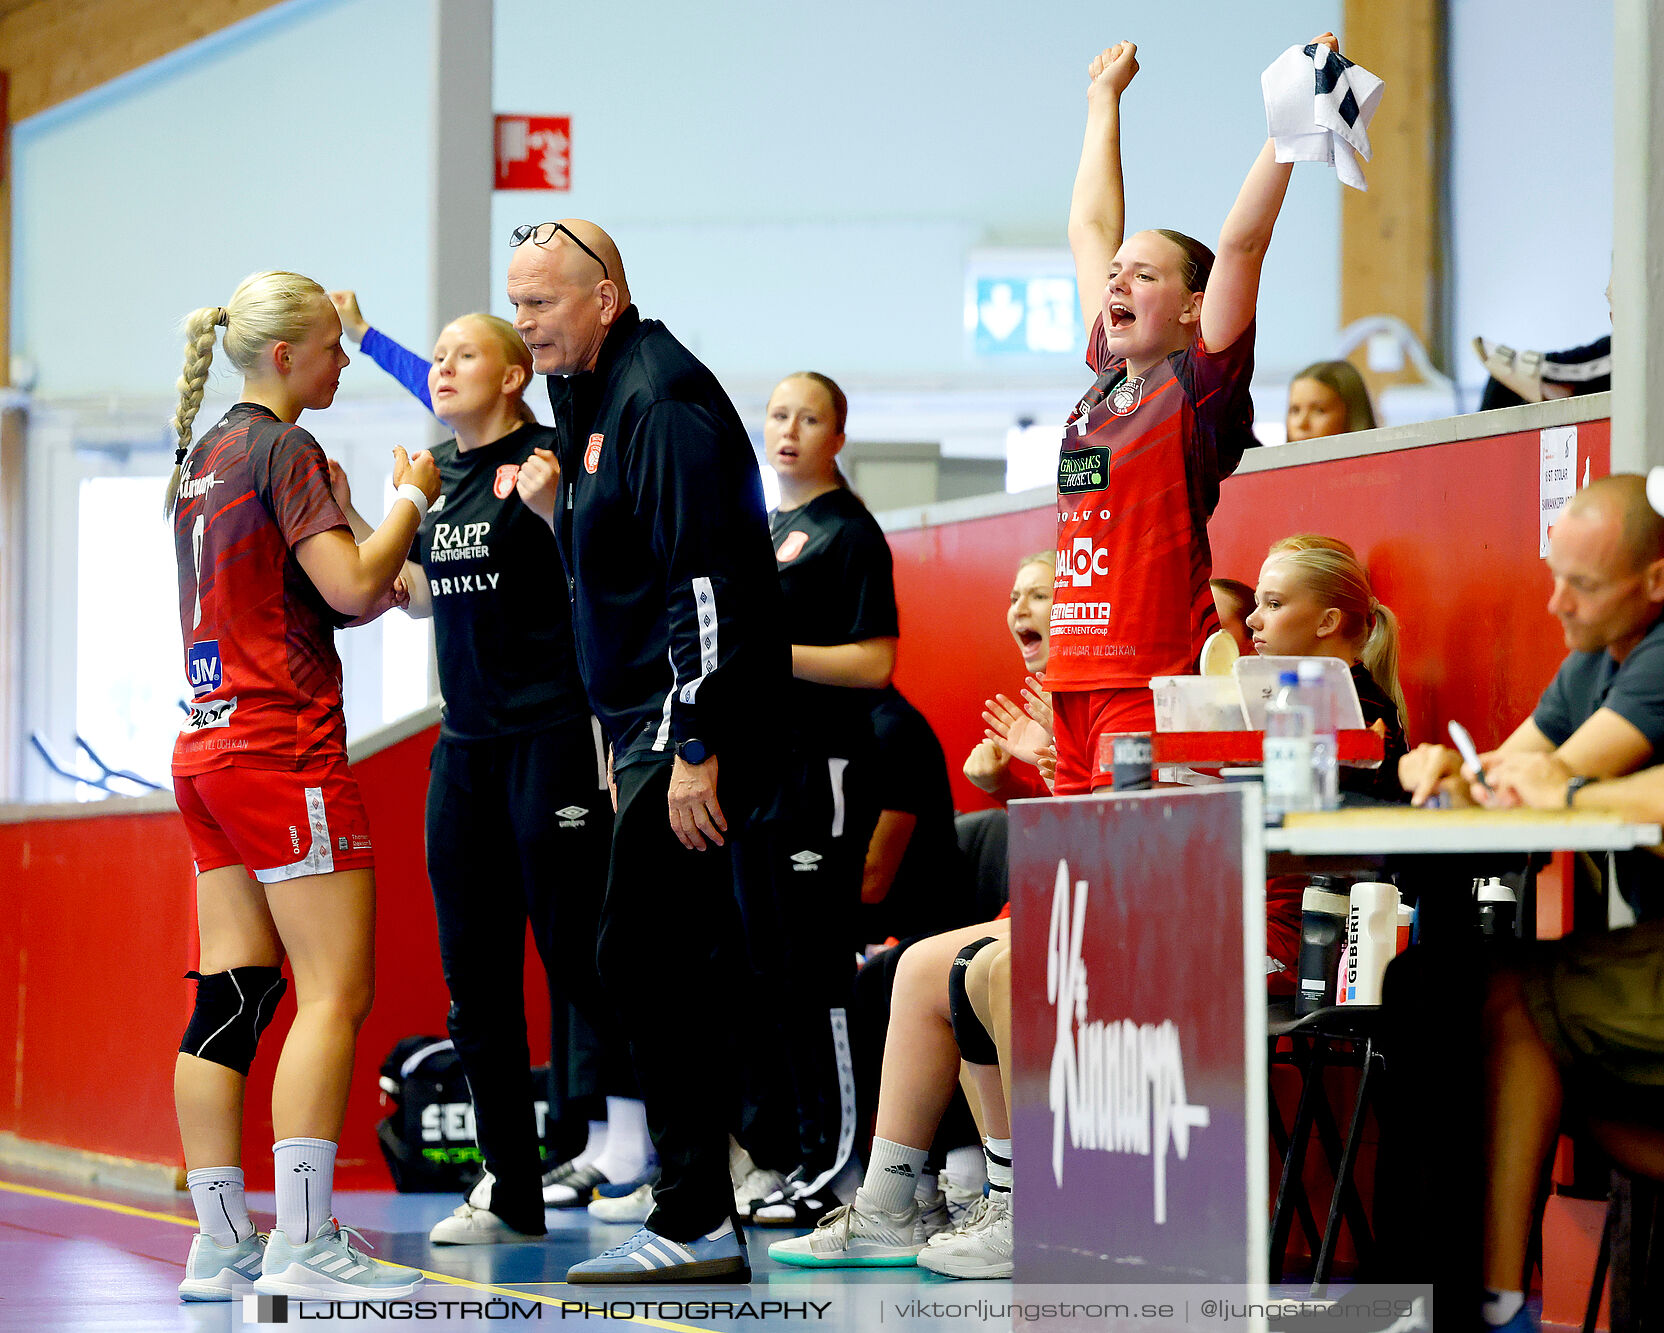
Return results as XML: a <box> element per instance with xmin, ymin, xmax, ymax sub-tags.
<box><xmin>566</xmin><ymin>1223</ymin><xmax>749</xmax><ymax>1284</ymax></box>
<box><xmin>1485</xmin><ymin>1303</ymin><xmax>1538</xmax><ymax>1333</ymax></box>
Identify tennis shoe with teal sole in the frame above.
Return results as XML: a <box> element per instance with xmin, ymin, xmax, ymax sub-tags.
<box><xmin>255</xmin><ymin>1218</ymin><xmax>423</xmax><ymax>1300</ymax></box>
<box><xmin>178</xmin><ymin>1232</ymin><xmax>266</xmax><ymax>1301</ymax></box>
<box><xmin>767</xmin><ymin>1190</ymin><xmax>922</xmax><ymax>1268</ymax></box>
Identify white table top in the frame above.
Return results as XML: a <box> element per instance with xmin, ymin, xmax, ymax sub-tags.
<box><xmin>1264</xmin><ymin>808</ymin><xmax>1663</xmax><ymax>856</ymax></box>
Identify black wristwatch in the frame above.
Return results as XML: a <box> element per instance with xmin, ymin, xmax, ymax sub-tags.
<box><xmin>675</xmin><ymin>738</ymin><xmax>712</xmax><ymax>765</ymax></box>
<box><xmin>1565</xmin><ymin>774</ymin><xmax>1593</xmax><ymax>808</ymax></box>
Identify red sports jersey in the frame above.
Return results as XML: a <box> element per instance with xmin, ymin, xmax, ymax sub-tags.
<box><xmin>1048</xmin><ymin>315</ymin><xmax>1257</xmax><ymax>691</ymax></box>
<box><xmin>171</xmin><ymin>403</ymin><xmax>351</xmax><ymax>775</ymax></box>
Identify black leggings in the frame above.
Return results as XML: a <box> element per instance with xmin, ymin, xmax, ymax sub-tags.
<box><xmin>732</xmin><ymin>745</ymin><xmax>876</xmax><ymax>1177</ymax></box>
<box><xmin>426</xmin><ymin>721</ymin><xmax>624</xmax><ymax>1233</ymax></box>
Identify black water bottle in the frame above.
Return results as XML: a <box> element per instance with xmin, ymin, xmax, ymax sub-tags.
<box><xmin>1295</xmin><ymin>874</ymin><xmax>1352</xmax><ymax>1014</ymax></box>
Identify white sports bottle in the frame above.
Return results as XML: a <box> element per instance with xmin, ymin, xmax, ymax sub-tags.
<box><xmin>1338</xmin><ymin>880</ymin><xmax>1399</xmax><ymax>1005</ymax></box>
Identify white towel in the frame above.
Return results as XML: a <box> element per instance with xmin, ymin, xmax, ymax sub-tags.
<box><xmin>1262</xmin><ymin>42</ymin><xmax>1384</xmax><ymax>191</ymax></box>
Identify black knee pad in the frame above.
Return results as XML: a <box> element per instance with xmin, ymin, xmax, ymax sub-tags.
<box><xmin>179</xmin><ymin>967</ymin><xmax>288</xmax><ymax>1075</ymax></box>
<box><xmin>948</xmin><ymin>937</ymin><xmax>1000</xmax><ymax>1066</ymax></box>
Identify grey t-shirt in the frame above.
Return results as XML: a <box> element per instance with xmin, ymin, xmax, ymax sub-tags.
<box><xmin>1533</xmin><ymin>614</ymin><xmax>1664</xmax><ymax>749</ymax></box>
<box><xmin>1532</xmin><ymin>613</ymin><xmax>1664</xmax><ymax>921</ymax></box>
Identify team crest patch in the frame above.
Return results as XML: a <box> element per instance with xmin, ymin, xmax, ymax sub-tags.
<box><xmin>584</xmin><ymin>433</ymin><xmax>604</xmax><ymax>473</ymax></box>
<box><xmin>1108</xmin><ymin>374</ymin><xmax>1146</xmax><ymax>416</ymax></box>
<box><xmin>493</xmin><ymin>464</ymin><xmax>520</xmax><ymax>499</ymax></box>
<box><xmin>776</xmin><ymin>530</ymin><xmax>810</xmax><ymax>563</ymax></box>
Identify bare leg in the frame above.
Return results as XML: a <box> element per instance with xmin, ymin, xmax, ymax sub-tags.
<box><xmin>966</xmin><ymin>938</ymin><xmax>1013</xmax><ymax>1127</ymax></box>
<box><xmin>1586</xmin><ymin>1118</ymin><xmax>1664</xmax><ymax>1181</ymax></box>
<box><xmin>175</xmin><ymin>865</ymin><xmax>284</xmax><ymax>1171</ymax></box>
<box><xmin>874</xmin><ymin>919</ymin><xmax>1011</xmax><ymax>1149</ymax></box>
<box><xmin>958</xmin><ymin>1065</ymin><xmax>986</xmax><ymax>1138</ymax></box>
<box><xmin>1483</xmin><ymin>970</ymin><xmax>1563</xmax><ymax>1291</ymax></box>
<box><xmin>264</xmin><ymin>867</ymin><xmax>377</xmax><ymax>1141</ymax></box>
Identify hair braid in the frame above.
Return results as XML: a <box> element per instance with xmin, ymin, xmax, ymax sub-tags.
<box><xmin>164</xmin><ymin>307</ymin><xmax>225</xmax><ymax>514</ymax></box>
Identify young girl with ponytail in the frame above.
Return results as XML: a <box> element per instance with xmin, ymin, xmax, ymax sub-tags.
<box><xmin>1246</xmin><ymin>533</ymin><xmax>1410</xmax><ymax>995</ymax></box>
<box><xmin>166</xmin><ymin>270</ymin><xmax>438</xmax><ymax>1303</ymax></box>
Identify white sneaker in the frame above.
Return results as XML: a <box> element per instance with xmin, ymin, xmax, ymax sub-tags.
<box><xmin>917</xmin><ymin>1190</ymin><xmax>1013</xmax><ymax>1279</ymax></box>
<box><xmin>913</xmin><ymin>1185</ymin><xmax>952</xmax><ymax>1244</ymax></box>
<box><xmin>588</xmin><ymin>1180</ymin><xmax>654</xmax><ymax>1225</ymax></box>
<box><xmin>942</xmin><ymin>1177</ymin><xmax>984</xmax><ymax>1226</ymax></box>
<box><xmin>767</xmin><ymin>1189</ymin><xmax>923</xmax><ymax>1268</ymax></box>
<box><xmin>178</xmin><ymin>1232</ymin><xmax>266</xmax><ymax>1301</ymax></box>
<box><xmin>429</xmin><ymin>1172</ymin><xmax>545</xmax><ymax>1245</ymax></box>
<box><xmin>733</xmin><ymin>1164</ymin><xmax>787</xmax><ymax>1218</ymax></box>
<box><xmin>429</xmin><ymin>1202</ymin><xmax>544</xmax><ymax>1245</ymax></box>
<box><xmin>256</xmin><ymin>1219</ymin><xmax>423</xmax><ymax>1300</ymax></box>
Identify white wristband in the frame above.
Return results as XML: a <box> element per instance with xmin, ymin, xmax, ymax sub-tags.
<box><xmin>395</xmin><ymin>483</ymin><xmax>429</xmax><ymax>520</ymax></box>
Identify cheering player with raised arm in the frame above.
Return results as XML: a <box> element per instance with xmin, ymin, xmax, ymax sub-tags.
<box><xmin>1049</xmin><ymin>35</ymin><xmax>1344</xmax><ymax>792</ymax></box>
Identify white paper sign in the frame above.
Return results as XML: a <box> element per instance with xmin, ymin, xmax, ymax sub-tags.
<box><xmin>1540</xmin><ymin>425</ymin><xmax>1578</xmax><ymax>556</ymax></box>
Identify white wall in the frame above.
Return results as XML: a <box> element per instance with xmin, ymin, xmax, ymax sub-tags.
<box><xmin>475</xmin><ymin>0</ymin><xmax>1344</xmax><ymax>394</ymax></box>
<box><xmin>1448</xmin><ymin>0</ymin><xmax>1613</xmax><ymax>397</ymax></box>
<box><xmin>9</xmin><ymin>0</ymin><xmax>435</xmax><ymax>410</ymax></box>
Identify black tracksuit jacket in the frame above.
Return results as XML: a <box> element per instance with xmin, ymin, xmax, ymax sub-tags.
<box><xmin>547</xmin><ymin>306</ymin><xmax>787</xmax><ymax>770</ymax></box>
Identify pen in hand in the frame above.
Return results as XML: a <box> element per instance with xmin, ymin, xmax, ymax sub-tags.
<box><xmin>1448</xmin><ymin>720</ymin><xmax>1492</xmax><ymax>793</ymax></box>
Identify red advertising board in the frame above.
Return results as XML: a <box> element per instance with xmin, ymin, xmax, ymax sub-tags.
<box><xmin>1009</xmin><ymin>787</ymin><xmax>1267</xmax><ymax>1282</ymax></box>
<box><xmin>494</xmin><ymin>114</ymin><xmax>571</xmax><ymax>191</ymax></box>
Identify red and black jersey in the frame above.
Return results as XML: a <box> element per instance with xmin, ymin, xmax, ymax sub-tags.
<box><xmin>1048</xmin><ymin>314</ymin><xmax>1258</xmax><ymax>691</ymax></box>
<box><xmin>171</xmin><ymin>402</ymin><xmax>351</xmax><ymax>775</ymax></box>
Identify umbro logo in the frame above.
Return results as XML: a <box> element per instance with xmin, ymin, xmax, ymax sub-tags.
<box><xmin>789</xmin><ymin>850</ymin><xmax>822</xmax><ymax>871</ymax></box>
<box><xmin>555</xmin><ymin>804</ymin><xmax>589</xmax><ymax>827</ymax></box>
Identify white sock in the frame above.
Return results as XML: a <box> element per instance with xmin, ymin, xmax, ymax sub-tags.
<box><xmin>860</xmin><ymin>1138</ymin><xmax>928</xmax><ymax>1215</ymax></box>
<box><xmin>589</xmin><ymin>1097</ymin><xmax>650</xmax><ymax>1182</ymax></box>
<box><xmin>1483</xmin><ymin>1290</ymin><xmax>1524</xmax><ymax>1327</ymax></box>
<box><xmin>187</xmin><ymin>1166</ymin><xmax>251</xmax><ymax>1246</ymax></box>
<box><xmin>273</xmin><ymin>1137</ymin><xmax>337</xmax><ymax>1243</ymax></box>
<box><xmin>569</xmin><ymin>1120</ymin><xmax>608</xmax><ymax>1170</ymax></box>
<box><xmin>944</xmin><ymin>1144</ymin><xmax>986</xmax><ymax>1192</ymax></box>
<box><xmin>916</xmin><ymin>1170</ymin><xmax>940</xmax><ymax>1203</ymax></box>
<box><xmin>985</xmin><ymin>1136</ymin><xmax>1013</xmax><ymax>1195</ymax></box>
<box><xmin>701</xmin><ymin>1217</ymin><xmax>733</xmax><ymax>1241</ymax></box>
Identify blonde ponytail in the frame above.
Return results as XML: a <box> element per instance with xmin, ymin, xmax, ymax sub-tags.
<box><xmin>163</xmin><ymin>271</ymin><xmax>329</xmax><ymax>517</ymax></box>
<box><xmin>1361</xmin><ymin>600</ymin><xmax>1407</xmax><ymax>730</ymax></box>
<box><xmin>165</xmin><ymin>306</ymin><xmax>227</xmax><ymax>514</ymax></box>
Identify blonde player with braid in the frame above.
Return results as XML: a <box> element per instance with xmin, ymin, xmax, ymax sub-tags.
<box><xmin>167</xmin><ymin>271</ymin><xmax>439</xmax><ymax>1303</ymax></box>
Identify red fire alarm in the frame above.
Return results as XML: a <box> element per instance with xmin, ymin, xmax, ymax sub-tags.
<box><xmin>495</xmin><ymin>115</ymin><xmax>571</xmax><ymax>191</ymax></box>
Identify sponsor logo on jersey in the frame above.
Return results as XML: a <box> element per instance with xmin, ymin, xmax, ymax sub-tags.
<box><xmin>428</xmin><ymin>572</ymin><xmax>501</xmax><ymax>597</ymax></box>
<box><xmin>1068</xmin><ymin>536</ymin><xmax>1112</xmax><ymax>586</ymax></box>
<box><xmin>177</xmin><ymin>471</ymin><xmax>223</xmax><ymax>502</ymax></box>
<box><xmin>775</xmin><ymin>530</ymin><xmax>810</xmax><ymax>563</ymax></box>
<box><xmin>554</xmin><ymin>804</ymin><xmax>589</xmax><ymax>828</ymax></box>
<box><xmin>183</xmin><ymin>697</ymin><xmax>238</xmax><ymax>732</ymax></box>
<box><xmin>1052</xmin><ymin>601</ymin><xmax>1113</xmax><ymax>624</ymax></box>
<box><xmin>790</xmin><ymin>849</ymin><xmax>823</xmax><ymax>871</ymax></box>
<box><xmin>187</xmin><ymin>641</ymin><xmax>222</xmax><ymax>697</ymax></box>
<box><xmin>1058</xmin><ymin>447</ymin><xmax>1108</xmax><ymax>496</ymax></box>
<box><xmin>428</xmin><ymin>493</ymin><xmax>447</xmax><ymax>516</ymax></box>
<box><xmin>429</xmin><ymin>520</ymin><xmax>492</xmax><ymax>563</ymax></box>
<box><xmin>493</xmin><ymin>464</ymin><xmax>520</xmax><ymax>500</ymax></box>
<box><xmin>584</xmin><ymin>433</ymin><xmax>604</xmax><ymax>473</ymax></box>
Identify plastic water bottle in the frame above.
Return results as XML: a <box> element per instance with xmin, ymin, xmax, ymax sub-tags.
<box><xmin>1263</xmin><ymin>670</ymin><xmax>1317</xmax><ymax>820</ymax></box>
<box><xmin>1298</xmin><ymin>658</ymin><xmax>1339</xmax><ymax>810</ymax></box>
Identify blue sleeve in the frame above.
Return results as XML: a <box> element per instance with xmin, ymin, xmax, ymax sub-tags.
<box><xmin>1601</xmin><ymin>633</ymin><xmax>1664</xmax><ymax>751</ymax></box>
<box><xmin>360</xmin><ymin>327</ymin><xmax>434</xmax><ymax>414</ymax></box>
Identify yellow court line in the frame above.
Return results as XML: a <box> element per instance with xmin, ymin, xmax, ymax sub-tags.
<box><xmin>0</xmin><ymin>1178</ymin><xmax>718</xmax><ymax>1333</ymax></box>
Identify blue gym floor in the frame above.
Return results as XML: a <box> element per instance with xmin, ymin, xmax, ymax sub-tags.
<box><xmin>0</xmin><ymin>1165</ymin><xmax>1009</xmax><ymax>1332</ymax></box>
